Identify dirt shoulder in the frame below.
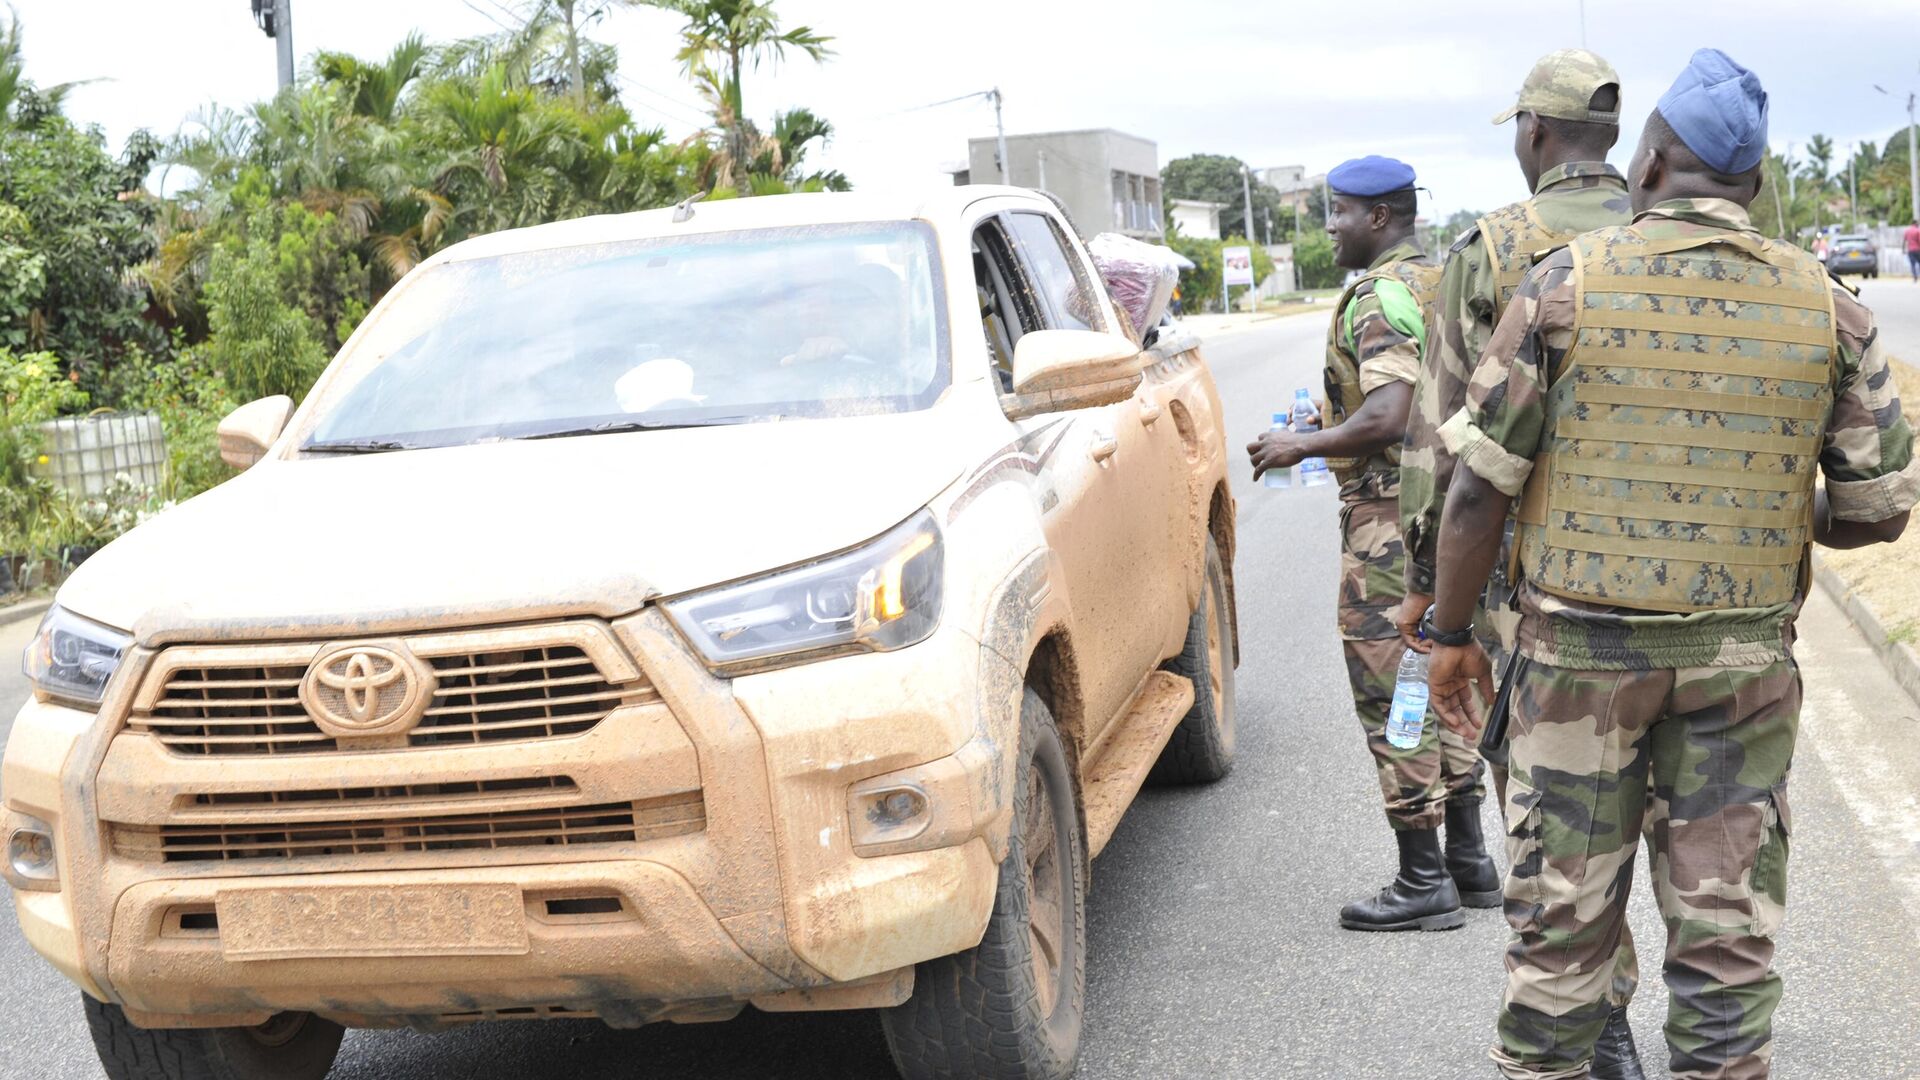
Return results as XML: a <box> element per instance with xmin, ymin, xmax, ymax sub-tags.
<box><xmin>1817</xmin><ymin>356</ymin><xmax>1920</xmax><ymax>642</ymax></box>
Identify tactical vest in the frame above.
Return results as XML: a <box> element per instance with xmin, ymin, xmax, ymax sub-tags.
<box><xmin>1513</xmin><ymin>226</ymin><xmax>1838</xmax><ymax>613</ymax></box>
<box><xmin>1323</xmin><ymin>256</ymin><xmax>1441</xmax><ymax>485</ymax></box>
<box><xmin>1476</xmin><ymin>200</ymin><xmax>1554</xmax><ymax>323</ymax></box>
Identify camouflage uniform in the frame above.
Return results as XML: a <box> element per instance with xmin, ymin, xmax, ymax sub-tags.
<box><xmin>1327</xmin><ymin>238</ymin><xmax>1484</xmax><ymax>831</ymax></box>
<box><xmin>1443</xmin><ymin>198</ymin><xmax>1920</xmax><ymax>1079</ymax></box>
<box><xmin>1400</xmin><ymin>160</ymin><xmax>1644</xmax><ymax>1011</ymax></box>
<box><xmin>1399</xmin><ymin>161</ymin><xmax>1633</xmax><ymax>599</ymax></box>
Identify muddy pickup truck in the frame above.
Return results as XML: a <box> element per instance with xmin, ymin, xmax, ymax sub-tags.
<box><xmin>4</xmin><ymin>186</ymin><xmax>1236</xmax><ymax>1080</ymax></box>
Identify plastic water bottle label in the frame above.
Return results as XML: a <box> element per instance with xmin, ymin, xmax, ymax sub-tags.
<box><xmin>1385</xmin><ymin>683</ymin><xmax>1429</xmax><ymax>750</ymax></box>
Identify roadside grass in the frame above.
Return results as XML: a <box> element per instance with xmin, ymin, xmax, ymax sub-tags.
<box><xmin>1817</xmin><ymin>355</ymin><xmax>1920</xmax><ymax>627</ymax></box>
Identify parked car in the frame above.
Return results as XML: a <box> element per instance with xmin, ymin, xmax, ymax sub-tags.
<box><xmin>4</xmin><ymin>187</ymin><xmax>1238</xmax><ymax>1080</ymax></box>
<box><xmin>1827</xmin><ymin>233</ymin><xmax>1879</xmax><ymax>277</ymax></box>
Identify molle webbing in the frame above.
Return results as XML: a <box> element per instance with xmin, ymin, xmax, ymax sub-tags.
<box><xmin>1477</xmin><ymin>201</ymin><xmax>1554</xmax><ymax>320</ymax></box>
<box><xmin>1514</xmin><ymin>229</ymin><xmax>1837</xmax><ymax>613</ymax></box>
<box><xmin>1322</xmin><ymin>258</ymin><xmax>1438</xmax><ymax>483</ymax></box>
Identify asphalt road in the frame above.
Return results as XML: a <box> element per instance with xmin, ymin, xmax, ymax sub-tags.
<box><xmin>4</xmin><ymin>305</ymin><xmax>1920</xmax><ymax>1079</ymax></box>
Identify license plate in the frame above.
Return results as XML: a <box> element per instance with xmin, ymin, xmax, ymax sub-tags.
<box><xmin>218</xmin><ymin>883</ymin><xmax>529</xmax><ymax>961</ymax></box>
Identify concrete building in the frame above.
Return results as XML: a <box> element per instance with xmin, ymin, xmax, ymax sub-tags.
<box><xmin>1169</xmin><ymin>198</ymin><xmax>1226</xmax><ymax>241</ymax></box>
<box><xmin>958</xmin><ymin>129</ymin><xmax>1162</xmax><ymax>239</ymax></box>
<box><xmin>1255</xmin><ymin>164</ymin><xmax>1327</xmax><ymax>216</ymax></box>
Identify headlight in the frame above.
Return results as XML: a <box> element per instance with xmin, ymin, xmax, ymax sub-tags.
<box><xmin>665</xmin><ymin>511</ymin><xmax>944</xmax><ymax>674</ymax></box>
<box><xmin>22</xmin><ymin>605</ymin><xmax>130</xmax><ymax>708</ymax></box>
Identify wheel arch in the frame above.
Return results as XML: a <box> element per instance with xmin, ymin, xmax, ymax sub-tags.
<box><xmin>1208</xmin><ymin>480</ymin><xmax>1240</xmax><ymax>666</ymax></box>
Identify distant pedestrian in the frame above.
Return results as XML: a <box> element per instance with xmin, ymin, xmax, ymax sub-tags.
<box><xmin>1812</xmin><ymin>232</ymin><xmax>1828</xmax><ymax>262</ymax></box>
<box><xmin>1426</xmin><ymin>48</ymin><xmax>1918</xmax><ymax>1079</ymax></box>
<box><xmin>1905</xmin><ymin>217</ymin><xmax>1919</xmax><ymax>280</ymax></box>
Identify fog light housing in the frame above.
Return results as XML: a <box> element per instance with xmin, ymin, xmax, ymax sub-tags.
<box><xmin>5</xmin><ymin>812</ymin><xmax>59</xmax><ymax>891</ymax></box>
<box><xmin>849</xmin><ymin>784</ymin><xmax>931</xmax><ymax>849</ymax></box>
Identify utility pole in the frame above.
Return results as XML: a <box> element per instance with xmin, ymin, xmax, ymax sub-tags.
<box><xmin>991</xmin><ymin>87</ymin><xmax>1010</xmax><ymax>186</ymax></box>
<box><xmin>1910</xmin><ymin>92</ymin><xmax>1919</xmax><ymax>224</ymax></box>
<box><xmin>251</xmin><ymin>0</ymin><xmax>294</xmax><ymax>90</ymax></box>
<box><xmin>1874</xmin><ymin>82</ymin><xmax>1920</xmax><ymax>224</ymax></box>
<box><xmin>1036</xmin><ymin>150</ymin><xmax>1047</xmax><ymax>192</ymax></box>
<box><xmin>1242</xmin><ymin>165</ymin><xmax>1258</xmax><ymax>311</ymax></box>
<box><xmin>1849</xmin><ymin>144</ymin><xmax>1859</xmax><ymax>231</ymax></box>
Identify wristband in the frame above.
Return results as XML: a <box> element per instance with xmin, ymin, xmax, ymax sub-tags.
<box><xmin>1419</xmin><ymin>605</ymin><xmax>1475</xmax><ymax>647</ymax></box>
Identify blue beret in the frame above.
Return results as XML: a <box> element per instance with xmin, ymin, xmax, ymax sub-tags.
<box><xmin>1656</xmin><ymin>48</ymin><xmax>1768</xmax><ymax>174</ymax></box>
<box><xmin>1327</xmin><ymin>155</ymin><xmax>1416</xmax><ymax>197</ymax></box>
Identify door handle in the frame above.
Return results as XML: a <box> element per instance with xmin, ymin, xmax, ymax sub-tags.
<box><xmin>1138</xmin><ymin>399</ymin><xmax>1163</xmax><ymax>426</ymax></box>
<box><xmin>1090</xmin><ymin>432</ymin><xmax>1119</xmax><ymax>464</ymax></box>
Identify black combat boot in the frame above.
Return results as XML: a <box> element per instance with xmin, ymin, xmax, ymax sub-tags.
<box><xmin>1338</xmin><ymin>827</ymin><xmax>1466</xmax><ymax>932</ymax></box>
<box><xmin>1444</xmin><ymin>795</ymin><xmax>1504</xmax><ymax>908</ymax></box>
<box><xmin>1590</xmin><ymin>1005</ymin><xmax>1646</xmax><ymax>1080</ymax></box>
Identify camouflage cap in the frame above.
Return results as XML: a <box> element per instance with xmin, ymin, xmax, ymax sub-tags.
<box><xmin>1491</xmin><ymin>49</ymin><xmax>1621</xmax><ymax>125</ymax></box>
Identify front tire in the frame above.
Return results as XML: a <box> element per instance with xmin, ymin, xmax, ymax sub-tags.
<box><xmin>1147</xmin><ymin>534</ymin><xmax>1236</xmax><ymax>785</ymax></box>
<box><xmin>84</xmin><ymin>996</ymin><xmax>344</xmax><ymax>1080</ymax></box>
<box><xmin>881</xmin><ymin>689</ymin><xmax>1086</xmax><ymax>1080</ymax></box>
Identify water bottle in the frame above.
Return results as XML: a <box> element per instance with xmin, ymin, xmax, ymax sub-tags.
<box><xmin>1385</xmin><ymin>646</ymin><xmax>1430</xmax><ymax>750</ymax></box>
<box><xmin>1293</xmin><ymin>388</ymin><xmax>1331</xmax><ymax>488</ymax></box>
<box><xmin>1262</xmin><ymin>412</ymin><xmax>1292</xmax><ymax>488</ymax></box>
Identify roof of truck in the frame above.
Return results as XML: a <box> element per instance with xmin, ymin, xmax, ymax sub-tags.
<box><xmin>432</xmin><ymin>186</ymin><xmax>1051</xmax><ymax>265</ymax></box>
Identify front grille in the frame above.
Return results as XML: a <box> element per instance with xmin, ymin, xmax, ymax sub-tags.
<box><xmin>114</xmin><ymin>792</ymin><xmax>706</xmax><ymax>863</ymax></box>
<box><xmin>188</xmin><ymin>776</ymin><xmax>578</xmax><ymax>810</ymax></box>
<box><xmin>133</xmin><ymin>639</ymin><xmax>655</xmax><ymax>756</ymax></box>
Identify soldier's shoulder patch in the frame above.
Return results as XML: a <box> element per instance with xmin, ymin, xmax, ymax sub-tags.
<box><xmin>1826</xmin><ymin>267</ymin><xmax>1861</xmax><ymax>296</ymax></box>
<box><xmin>1448</xmin><ymin>225</ymin><xmax>1481</xmax><ymax>255</ymax></box>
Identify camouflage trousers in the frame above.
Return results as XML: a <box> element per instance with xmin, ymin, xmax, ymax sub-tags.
<box><xmin>1494</xmin><ymin>659</ymin><xmax>1796</xmax><ymax>1080</ymax></box>
<box><xmin>1338</xmin><ymin>490</ymin><xmax>1484</xmax><ymax>830</ymax></box>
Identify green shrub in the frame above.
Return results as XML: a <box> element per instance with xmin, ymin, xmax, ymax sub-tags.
<box><xmin>107</xmin><ymin>345</ymin><xmax>236</xmax><ymax>501</ymax></box>
<box><xmin>204</xmin><ymin>233</ymin><xmax>329</xmax><ymax>403</ymax></box>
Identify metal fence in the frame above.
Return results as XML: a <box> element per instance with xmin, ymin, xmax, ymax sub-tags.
<box><xmin>32</xmin><ymin>411</ymin><xmax>167</xmax><ymax>497</ymax></box>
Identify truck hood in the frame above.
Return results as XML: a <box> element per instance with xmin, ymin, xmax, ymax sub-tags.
<box><xmin>58</xmin><ymin>408</ymin><xmax>970</xmax><ymax>645</ymax></box>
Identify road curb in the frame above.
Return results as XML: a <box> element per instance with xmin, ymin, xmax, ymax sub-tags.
<box><xmin>0</xmin><ymin>596</ymin><xmax>51</xmax><ymax>631</ymax></box>
<box><xmin>1812</xmin><ymin>556</ymin><xmax>1920</xmax><ymax>705</ymax></box>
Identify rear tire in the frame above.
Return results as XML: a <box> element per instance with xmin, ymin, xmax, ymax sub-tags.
<box><xmin>84</xmin><ymin>996</ymin><xmax>344</xmax><ymax>1080</ymax></box>
<box><xmin>1147</xmin><ymin>535</ymin><xmax>1236</xmax><ymax>785</ymax></box>
<box><xmin>881</xmin><ymin>689</ymin><xmax>1086</xmax><ymax>1080</ymax></box>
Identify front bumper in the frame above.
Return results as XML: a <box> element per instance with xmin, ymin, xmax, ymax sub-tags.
<box><xmin>2</xmin><ymin>608</ymin><xmax>1012</xmax><ymax>1027</ymax></box>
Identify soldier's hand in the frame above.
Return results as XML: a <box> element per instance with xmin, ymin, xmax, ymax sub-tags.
<box><xmin>1246</xmin><ymin>430</ymin><xmax>1309</xmax><ymax>480</ymax></box>
<box><xmin>1393</xmin><ymin>592</ymin><xmax>1432</xmax><ymax>652</ymax></box>
<box><xmin>1428</xmin><ymin>641</ymin><xmax>1494</xmax><ymax>738</ymax></box>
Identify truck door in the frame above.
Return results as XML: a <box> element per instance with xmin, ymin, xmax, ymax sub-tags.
<box><xmin>996</xmin><ymin>210</ymin><xmax>1183</xmax><ymax>737</ymax></box>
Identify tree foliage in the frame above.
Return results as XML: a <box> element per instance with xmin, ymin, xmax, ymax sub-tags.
<box><xmin>0</xmin><ymin>0</ymin><xmax>847</xmax><ymax>542</ymax></box>
<box><xmin>1162</xmin><ymin>154</ymin><xmax>1293</xmax><ymax>242</ymax></box>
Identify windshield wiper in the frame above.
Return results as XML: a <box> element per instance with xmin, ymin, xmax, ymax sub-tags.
<box><xmin>520</xmin><ymin>416</ymin><xmax>756</xmax><ymax>440</ymax></box>
<box><xmin>301</xmin><ymin>438</ymin><xmax>418</xmax><ymax>454</ymax></box>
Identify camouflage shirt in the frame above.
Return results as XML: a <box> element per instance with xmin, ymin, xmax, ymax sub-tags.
<box><xmin>1400</xmin><ymin>162</ymin><xmax>1630</xmax><ymax>592</ymax></box>
<box><xmin>1441</xmin><ymin>198</ymin><xmax>1920</xmax><ymax>670</ymax></box>
<box><xmin>1325</xmin><ymin>238</ymin><xmax>1435</xmax><ymax>496</ymax></box>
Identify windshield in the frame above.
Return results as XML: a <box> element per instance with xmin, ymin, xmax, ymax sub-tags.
<box><xmin>301</xmin><ymin>221</ymin><xmax>948</xmax><ymax>450</ymax></box>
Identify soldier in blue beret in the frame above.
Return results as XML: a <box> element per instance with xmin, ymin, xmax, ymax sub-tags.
<box><xmin>1248</xmin><ymin>157</ymin><xmax>1492</xmax><ymax>934</ymax></box>
<box><xmin>1426</xmin><ymin>47</ymin><xmax>1919</xmax><ymax>1079</ymax></box>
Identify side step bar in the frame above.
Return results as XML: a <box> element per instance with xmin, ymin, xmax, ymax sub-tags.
<box><xmin>1079</xmin><ymin>671</ymin><xmax>1194</xmax><ymax>858</ymax></box>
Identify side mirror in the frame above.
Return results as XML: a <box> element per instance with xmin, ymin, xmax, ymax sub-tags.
<box><xmin>217</xmin><ymin>395</ymin><xmax>294</xmax><ymax>471</ymax></box>
<box><xmin>1001</xmin><ymin>330</ymin><xmax>1144</xmax><ymax>420</ymax></box>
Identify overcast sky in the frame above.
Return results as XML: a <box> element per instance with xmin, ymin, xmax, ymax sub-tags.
<box><xmin>10</xmin><ymin>0</ymin><xmax>1920</xmax><ymax>219</ymax></box>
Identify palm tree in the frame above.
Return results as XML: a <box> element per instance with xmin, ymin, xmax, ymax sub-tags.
<box><xmin>315</xmin><ymin>32</ymin><xmax>431</xmax><ymax>125</ymax></box>
<box><xmin>645</xmin><ymin>0</ymin><xmax>832</xmax><ymax>192</ymax></box>
<box><xmin>1803</xmin><ymin>133</ymin><xmax>1835</xmax><ymax>232</ymax></box>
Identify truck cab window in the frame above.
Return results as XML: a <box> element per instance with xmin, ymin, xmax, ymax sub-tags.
<box><xmin>971</xmin><ymin>221</ymin><xmax>1042</xmax><ymax>392</ymax></box>
<box><xmin>1004</xmin><ymin>212</ymin><xmax>1105</xmax><ymax>334</ymax></box>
